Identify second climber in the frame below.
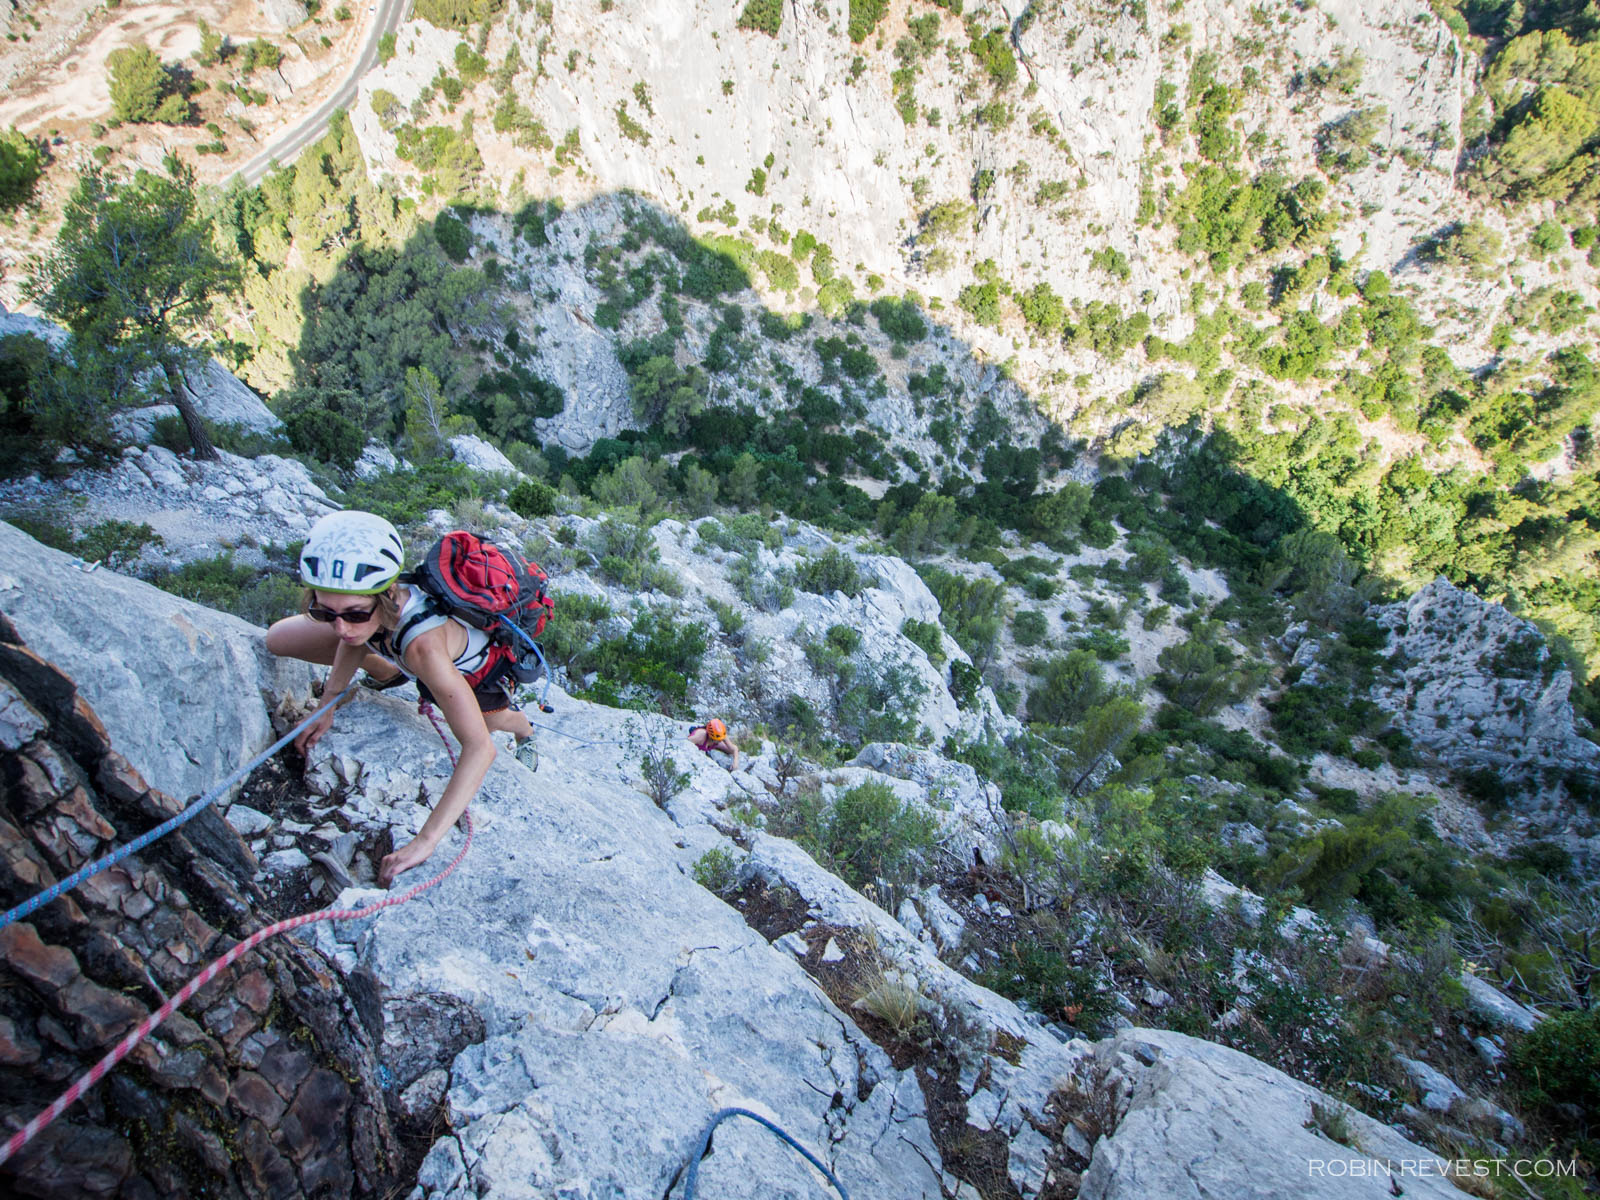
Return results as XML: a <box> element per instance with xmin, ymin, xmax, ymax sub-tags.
<box><xmin>687</xmin><ymin>718</ymin><xmax>740</xmax><ymax>772</ymax></box>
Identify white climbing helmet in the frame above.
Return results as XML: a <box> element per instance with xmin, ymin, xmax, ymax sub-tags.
<box><xmin>299</xmin><ymin>511</ymin><xmax>404</xmax><ymax>594</ymax></box>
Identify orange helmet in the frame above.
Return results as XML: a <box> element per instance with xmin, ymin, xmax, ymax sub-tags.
<box><xmin>706</xmin><ymin>719</ymin><xmax>727</xmax><ymax>742</ymax></box>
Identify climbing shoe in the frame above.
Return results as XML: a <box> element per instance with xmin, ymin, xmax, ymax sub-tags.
<box><xmin>514</xmin><ymin>737</ymin><xmax>539</xmax><ymax>773</ymax></box>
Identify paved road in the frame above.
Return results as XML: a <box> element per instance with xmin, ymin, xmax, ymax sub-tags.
<box><xmin>230</xmin><ymin>0</ymin><xmax>411</xmax><ymax>187</ymax></box>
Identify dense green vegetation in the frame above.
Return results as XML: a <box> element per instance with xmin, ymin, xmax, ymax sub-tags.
<box><xmin>106</xmin><ymin>43</ymin><xmax>193</xmax><ymax>124</ymax></box>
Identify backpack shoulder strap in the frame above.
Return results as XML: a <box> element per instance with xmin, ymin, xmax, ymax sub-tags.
<box><xmin>393</xmin><ymin>594</ymin><xmax>448</xmax><ymax>661</ymax></box>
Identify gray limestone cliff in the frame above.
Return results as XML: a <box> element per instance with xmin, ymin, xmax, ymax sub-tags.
<box><xmin>1371</xmin><ymin>578</ymin><xmax>1600</xmax><ymax>793</ymax></box>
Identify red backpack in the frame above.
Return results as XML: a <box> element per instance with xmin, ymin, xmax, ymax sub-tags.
<box><xmin>398</xmin><ymin>531</ymin><xmax>555</xmax><ymax>692</ymax></box>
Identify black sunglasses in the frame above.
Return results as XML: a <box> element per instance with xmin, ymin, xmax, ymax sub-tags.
<box><xmin>308</xmin><ymin>603</ymin><xmax>379</xmax><ymax>625</ymax></box>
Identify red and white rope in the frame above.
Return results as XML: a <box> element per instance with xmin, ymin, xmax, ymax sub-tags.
<box><xmin>0</xmin><ymin>703</ymin><xmax>468</xmax><ymax>1169</ymax></box>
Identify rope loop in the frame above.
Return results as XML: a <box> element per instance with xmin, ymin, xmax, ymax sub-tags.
<box><xmin>681</xmin><ymin>1106</ymin><xmax>849</xmax><ymax>1200</ymax></box>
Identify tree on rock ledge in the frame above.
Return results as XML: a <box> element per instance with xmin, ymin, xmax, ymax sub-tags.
<box><xmin>27</xmin><ymin>165</ymin><xmax>238</xmax><ymax>461</ymax></box>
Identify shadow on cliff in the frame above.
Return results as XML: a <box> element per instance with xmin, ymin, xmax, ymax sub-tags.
<box><xmin>274</xmin><ymin>186</ymin><xmax>1324</xmax><ymax>607</ymax></box>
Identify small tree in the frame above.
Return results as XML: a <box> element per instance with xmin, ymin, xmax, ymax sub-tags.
<box><xmin>1067</xmin><ymin>697</ymin><xmax>1144</xmax><ymax>795</ymax></box>
<box><xmin>28</xmin><ymin>166</ymin><xmax>239</xmax><ymax>460</ymax></box>
<box><xmin>1029</xmin><ymin>649</ymin><xmax>1106</xmax><ymax>725</ymax></box>
<box><xmin>402</xmin><ymin>365</ymin><xmax>463</xmax><ymax>460</ymax></box>
<box><xmin>107</xmin><ymin>44</ymin><xmax>189</xmax><ymax>124</ymax></box>
<box><xmin>0</xmin><ymin>129</ymin><xmax>44</xmax><ymax>210</ymax></box>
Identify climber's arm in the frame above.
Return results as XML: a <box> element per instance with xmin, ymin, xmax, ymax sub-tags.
<box><xmin>377</xmin><ymin>630</ymin><xmax>495</xmax><ymax>886</ymax></box>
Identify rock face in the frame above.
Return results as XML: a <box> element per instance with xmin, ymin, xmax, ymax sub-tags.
<box><xmin>341</xmin><ymin>0</ymin><xmax>1466</xmax><ymax>454</ymax></box>
<box><xmin>0</xmin><ymin>627</ymin><xmax>394</xmax><ymax>1198</ymax></box>
<box><xmin>1370</xmin><ymin>578</ymin><xmax>1600</xmax><ymax>789</ymax></box>
<box><xmin>0</xmin><ymin>521</ymin><xmax>315</xmax><ymax>807</ymax></box>
<box><xmin>1080</xmin><ymin>1029</ymin><xmax>1464</xmax><ymax>1200</ymax></box>
<box><xmin>448</xmin><ymin>434</ymin><xmax>519</xmax><ymax>476</ymax></box>
<box><xmin>254</xmin><ymin>0</ymin><xmax>309</xmax><ymax>30</ymax></box>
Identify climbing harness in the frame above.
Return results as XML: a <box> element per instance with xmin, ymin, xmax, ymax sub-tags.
<box><xmin>0</xmin><ymin>699</ymin><xmax>473</xmax><ymax>1168</ymax></box>
<box><xmin>680</xmin><ymin>1107</ymin><xmax>850</xmax><ymax>1200</ymax></box>
<box><xmin>0</xmin><ymin>684</ymin><xmax>357</xmax><ymax>935</ymax></box>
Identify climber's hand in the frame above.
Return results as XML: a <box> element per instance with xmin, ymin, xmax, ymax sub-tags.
<box><xmin>378</xmin><ymin>835</ymin><xmax>437</xmax><ymax>888</ymax></box>
<box><xmin>295</xmin><ymin>710</ymin><xmax>336</xmax><ymax>756</ymax></box>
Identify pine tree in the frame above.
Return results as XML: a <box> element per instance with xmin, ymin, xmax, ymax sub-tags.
<box><xmin>106</xmin><ymin>45</ymin><xmax>178</xmax><ymax>124</ymax></box>
<box><xmin>27</xmin><ymin>166</ymin><xmax>239</xmax><ymax>461</ymax></box>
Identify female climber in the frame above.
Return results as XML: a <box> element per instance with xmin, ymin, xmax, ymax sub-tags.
<box><xmin>687</xmin><ymin>718</ymin><xmax>740</xmax><ymax>772</ymax></box>
<box><xmin>265</xmin><ymin>510</ymin><xmax>539</xmax><ymax>887</ymax></box>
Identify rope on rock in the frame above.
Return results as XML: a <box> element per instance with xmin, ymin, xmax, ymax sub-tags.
<box><xmin>521</xmin><ymin>716</ymin><xmax>623</xmax><ymax>750</ymax></box>
<box><xmin>0</xmin><ymin>696</ymin><xmax>473</xmax><ymax>1168</ymax></box>
<box><xmin>681</xmin><ymin>1107</ymin><xmax>850</xmax><ymax>1200</ymax></box>
<box><xmin>0</xmin><ymin>684</ymin><xmax>357</xmax><ymax>935</ymax></box>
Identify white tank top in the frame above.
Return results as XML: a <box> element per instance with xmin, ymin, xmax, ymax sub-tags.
<box><xmin>375</xmin><ymin>587</ymin><xmax>494</xmax><ymax>681</ymax></box>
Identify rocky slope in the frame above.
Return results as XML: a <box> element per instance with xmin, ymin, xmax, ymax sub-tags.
<box><xmin>0</xmin><ymin>525</ymin><xmax>1496</xmax><ymax>1197</ymax></box>
<box><xmin>1373</xmin><ymin>577</ymin><xmax>1600</xmax><ymax>789</ymax></box>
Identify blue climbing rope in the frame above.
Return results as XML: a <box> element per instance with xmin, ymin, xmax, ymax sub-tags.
<box><xmin>0</xmin><ymin>684</ymin><xmax>356</xmax><ymax>933</ymax></box>
<box><xmin>681</xmin><ymin>1107</ymin><xmax>849</xmax><ymax>1200</ymax></box>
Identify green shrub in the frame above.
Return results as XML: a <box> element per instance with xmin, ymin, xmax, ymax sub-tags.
<box><xmin>1513</xmin><ymin>1007</ymin><xmax>1600</xmax><ymax>1121</ymax></box>
<box><xmin>869</xmin><ymin>295</ymin><xmax>928</xmax><ymax>343</ymax></box>
<box><xmin>285</xmin><ymin>409</ymin><xmax>364</xmax><ymax>469</ymax></box>
<box><xmin>507</xmin><ymin>478</ymin><xmax>558</xmax><ymax>518</ymax></box>
<box><xmin>901</xmin><ymin>617</ymin><xmax>946</xmax><ymax>665</ymax></box>
<box><xmin>146</xmin><ymin>554</ymin><xmax>302</xmax><ymax>627</ymax></box>
<box><xmin>958</xmin><ymin>279</ymin><xmax>1002</xmax><ymax>327</ymax></box>
<box><xmin>736</xmin><ymin>0</ymin><xmax>782</xmax><ymax>33</ymax></box>
<box><xmin>969</xmin><ymin>27</ymin><xmax>1017</xmax><ymax>88</ymax></box>
<box><xmin>107</xmin><ymin>44</ymin><xmax>188</xmax><ymax>124</ymax></box>
<box><xmin>1306</xmin><ymin>47</ymin><xmax>1362</xmax><ymax>94</ymax></box>
<box><xmin>433</xmin><ymin>209</ymin><xmax>473</xmax><ymax>261</ymax></box>
<box><xmin>1076</xmin><ymin>628</ymin><xmax>1130</xmax><ymax>661</ymax></box>
<box><xmin>978</xmin><ymin>942</ymin><xmax>1117</xmax><ymax>1036</ymax></box>
<box><xmin>339</xmin><ymin>462</ymin><xmax>486</xmax><ymax>526</ymax></box>
<box><xmin>414</xmin><ymin>0</ymin><xmax>505</xmax><ymax>30</ymax></box>
<box><xmin>76</xmin><ymin>520</ymin><xmax>163</xmax><ymax>570</ymax></box>
<box><xmin>615</xmin><ymin>101</ymin><xmax>650</xmax><ymax>145</ymax></box>
<box><xmin>587</xmin><ymin>515</ymin><xmax>679</xmax><ymax>593</ymax></box>
<box><xmin>698</xmin><ymin>513</ymin><xmax>781</xmax><ymax>554</ymax></box>
<box><xmin>539</xmin><ymin>591</ymin><xmax>612</xmax><ymax>669</ymax></box>
<box><xmin>708</xmin><ymin>597</ymin><xmax>745</xmax><ymax>637</ymax></box>
<box><xmin>1012</xmin><ymin>609</ymin><xmax>1048</xmax><ymax>646</ymax></box>
<box><xmin>581</xmin><ymin>606</ymin><xmax>708</xmax><ymax>711</ymax></box>
<box><xmin>793</xmin><ymin>547</ymin><xmax>870</xmax><ymax>597</ymax></box>
<box><xmin>729</xmin><ymin>554</ymin><xmax>794</xmax><ymax>612</ymax></box>
<box><xmin>812</xmin><ymin>780</ymin><xmax>937</xmax><ymax>898</ymax></box>
<box><xmin>1316</xmin><ymin>106</ymin><xmax>1385</xmax><ymax>173</ymax></box>
<box><xmin>918</xmin><ymin>565</ymin><xmax>1007</xmax><ymax>668</ymax></box>
<box><xmin>1028</xmin><ymin>650</ymin><xmax>1105</xmax><ymax>725</ymax></box>
<box><xmin>948</xmin><ymin>659</ymin><xmax>981</xmax><ymax>709</ymax></box>
<box><xmin>693</xmin><ymin>846</ymin><xmax>742</xmax><ymax>892</ymax></box>
<box><xmin>0</xmin><ymin>127</ymin><xmax>43</xmax><ymax>209</ymax></box>
<box><xmin>847</xmin><ymin>0</ymin><xmax>888</xmax><ymax>42</ymax></box>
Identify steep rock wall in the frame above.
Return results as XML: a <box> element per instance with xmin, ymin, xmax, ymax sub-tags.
<box><xmin>0</xmin><ymin>628</ymin><xmax>394</xmax><ymax>1199</ymax></box>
